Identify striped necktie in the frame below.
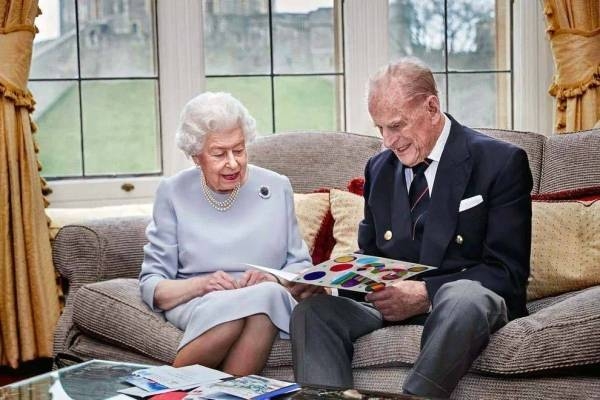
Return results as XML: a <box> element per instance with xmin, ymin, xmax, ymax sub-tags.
<box><xmin>408</xmin><ymin>158</ymin><xmax>432</xmax><ymax>243</ymax></box>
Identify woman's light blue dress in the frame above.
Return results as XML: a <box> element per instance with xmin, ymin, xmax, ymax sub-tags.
<box><xmin>139</xmin><ymin>165</ymin><xmax>312</xmax><ymax>349</ymax></box>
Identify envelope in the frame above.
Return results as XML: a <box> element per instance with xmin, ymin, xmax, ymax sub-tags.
<box><xmin>459</xmin><ymin>195</ymin><xmax>483</xmax><ymax>212</ymax></box>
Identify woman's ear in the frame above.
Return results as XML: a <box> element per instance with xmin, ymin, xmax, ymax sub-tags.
<box><xmin>191</xmin><ymin>154</ymin><xmax>201</xmax><ymax>166</ymax></box>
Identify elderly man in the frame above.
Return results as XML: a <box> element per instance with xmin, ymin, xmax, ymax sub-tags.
<box><xmin>290</xmin><ymin>58</ymin><xmax>533</xmax><ymax>398</ymax></box>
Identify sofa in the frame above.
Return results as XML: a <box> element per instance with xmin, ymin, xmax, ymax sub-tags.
<box><xmin>52</xmin><ymin>129</ymin><xmax>600</xmax><ymax>399</ymax></box>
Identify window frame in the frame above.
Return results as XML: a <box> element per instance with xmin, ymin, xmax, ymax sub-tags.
<box><xmin>204</xmin><ymin>0</ymin><xmax>346</xmax><ymax>134</ymax></box>
<box><xmin>45</xmin><ymin>0</ymin><xmax>552</xmax><ymax>207</ymax></box>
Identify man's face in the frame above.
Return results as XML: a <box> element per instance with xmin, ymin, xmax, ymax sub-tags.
<box><xmin>368</xmin><ymin>87</ymin><xmax>441</xmax><ymax>167</ymax></box>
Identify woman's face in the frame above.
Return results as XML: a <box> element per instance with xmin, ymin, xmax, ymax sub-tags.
<box><xmin>194</xmin><ymin>126</ymin><xmax>248</xmax><ymax>192</ymax></box>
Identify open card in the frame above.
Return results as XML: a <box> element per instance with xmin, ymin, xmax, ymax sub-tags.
<box><xmin>248</xmin><ymin>254</ymin><xmax>436</xmax><ymax>293</ymax></box>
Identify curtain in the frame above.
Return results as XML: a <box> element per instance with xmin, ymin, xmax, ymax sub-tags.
<box><xmin>543</xmin><ymin>0</ymin><xmax>600</xmax><ymax>133</ymax></box>
<box><xmin>0</xmin><ymin>0</ymin><xmax>60</xmax><ymax>368</ymax></box>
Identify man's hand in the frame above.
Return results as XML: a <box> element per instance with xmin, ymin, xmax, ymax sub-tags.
<box><xmin>287</xmin><ymin>282</ymin><xmax>328</xmax><ymax>300</ymax></box>
<box><xmin>238</xmin><ymin>270</ymin><xmax>277</xmax><ymax>287</ymax></box>
<box><xmin>365</xmin><ymin>281</ymin><xmax>430</xmax><ymax>322</ymax></box>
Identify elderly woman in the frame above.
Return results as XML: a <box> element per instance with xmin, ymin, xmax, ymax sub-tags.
<box><xmin>139</xmin><ymin>92</ymin><xmax>314</xmax><ymax>375</ymax></box>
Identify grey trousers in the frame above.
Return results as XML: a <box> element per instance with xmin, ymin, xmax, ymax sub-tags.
<box><xmin>290</xmin><ymin>279</ymin><xmax>508</xmax><ymax>399</ymax></box>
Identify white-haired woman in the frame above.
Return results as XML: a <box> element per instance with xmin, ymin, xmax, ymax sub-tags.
<box><xmin>139</xmin><ymin>92</ymin><xmax>316</xmax><ymax>375</ymax></box>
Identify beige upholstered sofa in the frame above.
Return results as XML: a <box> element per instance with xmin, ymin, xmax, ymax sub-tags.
<box><xmin>52</xmin><ymin>129</ymin><xmax>600</xmax><ymax>399</ymax></box>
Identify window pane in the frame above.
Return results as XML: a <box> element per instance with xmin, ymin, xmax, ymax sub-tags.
<box><xmin>274</xmin><ymin>76</ymin><xmax>341</xmax><ymax>132</ymax></box>
<box><xmin>206</xmin><ymin>77</ymin><xmax>273</xmax><ymax>135</ymax></box>
<box><xmin>432</xmin><ymin>73</ymin><xmax>447</xmax><ymax>111</ymax></box>
<box><xmin>31</xmin><ymin>0</ymin><xmax>78</xmax><ymax>79</ymax></box>
<box><xmin>30</xmin><ymin>81</ymin><xmax>82</xmax><ymax>177</ymax></box>
<box><xmin>447</xmin><ymin>0</ymin><xmax>509</xmax><ymax>71</ymax></box>
<box><xmin>81</xmin><ymin>80</ymin><xmax>160</xmax><ymax>175</ymax></box>
<box><xmin>78</xmin><ymin>0</ymin><xmax>157</xmax><ymax>78</ymax></box>
<box><xmin>388</xmin><ymin>0</ymin><xmax>445</xmax><ymax>71</ymax></box>
<box><xmin>448</xmin><ymin>72</ymin><xmax>511</xmax><ymax>128</ymax></box>
<box><xmin>203</xmin><ymin>0</ymin><xmax>270</xmax><ymax>75</ymax></box>
<box><xmin>272</xmin><ymin>0</ymin><xmax>339</xmax><ymax>74</ymax></box>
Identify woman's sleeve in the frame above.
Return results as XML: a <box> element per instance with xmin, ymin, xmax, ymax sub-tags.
<box><xmin>139</xmin><ymin>179</ymin><xmax>179</xmax><ymax>311</ymax></box>
<box><xmin>282</xmin><ymin>177</ymin><xmax>313</xmax><ymax>273</ymax></box>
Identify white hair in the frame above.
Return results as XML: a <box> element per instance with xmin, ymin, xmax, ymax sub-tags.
<box><xmin>176</xmin><ymin>92</ymin><xmax>257</xmax><ymax>157</ymax></box>
<box><xmin>368</xmin><ymin>57</ymin><xmax>438</xmax><ymax>102</ymax></box>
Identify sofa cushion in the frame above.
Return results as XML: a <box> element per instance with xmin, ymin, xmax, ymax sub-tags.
<box><xmin>329</xmin><ymin>189</ymin><xmax>364</xmax><ymax>258</ymax></box>
<box><xmin>540</xmin><ymin>129</ymin><xmax>600</xmax><ymax>193</ymax></box>
<box><xmin>528</xmin><ymin>199</ymin><xmax>600</xmax><ymax>300</ymax></box>
<box><xmin>531</xmin><ymin>185</ymin><xmax>600</xmax><ymax>202</ymax></box>
<box><xmin>293</xmin><ymin>192</ymin><xmax>333</xmax><ymax>264</ymax></box>
<box><xmin>72</xmin><ymin>278</ymin><xmax>181</xmax><ymax>364</ymax></box>
<box><xmin>248</xmin><ymin>132</ymin><xmax>382</xmax><ymax>194</ymax></box>
<box><xmin>478</xmin><ymin>128</ymin><xmax>546</xmax><ymax>194</ymax></box>
<box><xmin>47</xmin><ymin>205</ymin><xmax>153</xmax><ymax>240</ymax></box>
<box><xmin>473</xmin><ymin>286</ymin><xmax>600</xmax><ymax>374</ymax></box>
<box><xmin>67</xmin><ymin>333</ymin><xmax>163</xmax><ymax>366</ymax></box>
<box><xmin>265</xmin><ymin>287</ymin><xmax>600</xmax><ymax>375</ymax></box>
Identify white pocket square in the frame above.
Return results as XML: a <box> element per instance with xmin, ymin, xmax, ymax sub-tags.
<box><xmin>459</xmin><ymin>195</ymin><xmax>484</xmax><ymax>212</ymax></box>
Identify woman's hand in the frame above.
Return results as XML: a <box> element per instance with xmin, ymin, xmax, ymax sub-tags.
<box><xmin>201</xmin><ymin>270</ymin><xmax>240</xmax><ymax>294</ymax></box>
<box><xmin>238</xmin><ymin>270</ymin><xmax>277</xmax><ymax>288</ymax></box>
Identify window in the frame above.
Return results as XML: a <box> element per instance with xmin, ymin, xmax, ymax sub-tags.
<box><xmin>30</xmin><ymin>0</ymin><xmax>160</xmax><ymax>179</ymax></box>
<box><xmin>389</xmin><ymin>0</ymin><xmax>512</xmax><ymax>128</ymax></box>
<box><xmin>34</xmin><ymin>0</ymin><xmax>549</xmax><ymax>206</ymax></box>
<box><xmin>203</xmin><ymin>0</ymin><xmax>345</xmax><ymax>134</ymax></box>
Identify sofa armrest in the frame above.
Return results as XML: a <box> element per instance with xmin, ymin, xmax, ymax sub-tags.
<box><xmin>53</xmin><ymin>216</ymin><xmax>150</xmax><ymax>290</ymax></box>
<box><xmin>473</xmin><ymin>285</ymin><xmax>600</xmax><ymax>374</ymax></box>
<box><xmin>52</xmin><ymin>216</ymin><xmax>150</xmax><ymax>358</ymax></box>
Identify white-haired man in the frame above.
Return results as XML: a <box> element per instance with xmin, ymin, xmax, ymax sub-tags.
<box><xmin>290</xmin><ymin>59</ymin><xmax>533</xmax><ymax>398</ymax></box>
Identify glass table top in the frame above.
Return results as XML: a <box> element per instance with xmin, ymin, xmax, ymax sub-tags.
<box><xmin>0</xmin><ymin>359</ymin><xmax>150</xmax><ymax>400</ymax></box>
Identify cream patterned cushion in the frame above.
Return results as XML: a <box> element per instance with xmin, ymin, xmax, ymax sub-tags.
<box><xmin>329</xmin><ymin>189</ymin><xmax>363</xmax><ymax>258</ymax></box>
<box><xmin>293</xmin><ymin>192</ymin><xmax>331</xmax><ymax>254</ymax></box>
<box><xmin>528</xmin><ymin>200</ymin><xmax>600</xmax><ymax>300</ymax></box>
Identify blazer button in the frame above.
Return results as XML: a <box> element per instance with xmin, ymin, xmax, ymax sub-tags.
<box><xmin>455</xmin><ymin>234</ymin><xmax>464</xmax><ymax>245</ymax></box>
<box><xmin>384</xmin><ymin>230</ymin><xmax>393</xmax><ymax>241</ymax></box>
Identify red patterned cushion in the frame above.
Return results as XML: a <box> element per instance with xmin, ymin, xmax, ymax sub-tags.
<box><xmin>293</xmin><ymin>189</ymin><xmax>336</xmax><ymax>265</ymax></box>
<box><xmin>531</xmin><ymin>186</ymin><xmax>600</xmax><ymax>202</ymax></box>
<box><xmin>347</xmin><ymin>177</ymin><xmax>365</xmax><ymax>196</ymax></box>
<box><xmin>311</xmin><ymin>208</ymin><xmax>335</xmax><ymax>264</ymax></box>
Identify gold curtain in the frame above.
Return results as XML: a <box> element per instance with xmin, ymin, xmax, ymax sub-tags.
<box><xmin>0</xmin><ymin>0</ymin><xmax>60</xmax><ymax>368</ymax></box>
<box><xmin>543</xmin><ymin>0</ymin><xmax>600</xmax><ymax>133</ymax></box>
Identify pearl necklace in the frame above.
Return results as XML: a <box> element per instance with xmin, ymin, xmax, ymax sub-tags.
<box><xmin>200</xmin><ymin>174</ymin><xmax>240</xmax><ymax>212</ymax></box>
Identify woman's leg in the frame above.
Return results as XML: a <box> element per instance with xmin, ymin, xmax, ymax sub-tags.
<box><xmin>220</xmin><ymin>314</ymin><xmax>278</xmax><ymax>376</ymax></box>
<box><xmin>173</xmin><ymin>319</ymin><xmax>245</xmax><ymax>367</ymax></box>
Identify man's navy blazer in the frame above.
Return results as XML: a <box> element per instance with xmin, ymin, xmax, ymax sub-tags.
<box><xmin>358</xmin><ymin>115</ymin><xmax>533</xmax><ymax>321</ymax></box>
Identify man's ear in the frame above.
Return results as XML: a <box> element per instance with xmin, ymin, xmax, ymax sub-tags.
<box><xmin>425</xmin><ymin>95</ymin><xmax>440</xmax><ymax>114</ymax></box>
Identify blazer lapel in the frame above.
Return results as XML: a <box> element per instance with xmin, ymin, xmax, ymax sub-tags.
<box><xmin>371</xmin><ymin>153</ymin><xmax>413</xmax><ymax>257</ymax></box>
<box><xmin>420</xmin><ymin>119</ymin><xmax>472</xmax><ymax>267</ymax></box>
<box><xmin>390</xmin><ymin>157</ymin><xmax>412</xmax><ymax>242</ymax></box>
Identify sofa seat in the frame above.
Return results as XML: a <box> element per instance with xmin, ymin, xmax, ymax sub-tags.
<box><xmin>73</xmin><ymin>278</ymin><xmax>600</xmax><ymax>377</ymax></box>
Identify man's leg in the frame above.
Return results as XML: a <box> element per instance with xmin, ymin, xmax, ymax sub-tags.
<box><xmin>291</xmin><ymin>295</ymin><xmax>382</xmax><ymax>389</ymax></box>
<box><xmin>403</xmin><ymin>280</ymin><xmax>508</xmax><ymax>398</ymax></box>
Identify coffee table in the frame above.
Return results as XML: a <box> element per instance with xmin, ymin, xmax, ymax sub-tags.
<box><xmin>0</xmin><ymin>359</ymin><xmax>150</xmax><ymax>399</ymax></box>
<box><xmin>1</xmin><ymin>361</ymin><xmax>429</xmax><ymax>400</ymax></box>
<box><xmin>291</xmin><ymin>386</ymin><xmax>430</xmax><ymax>400</ymax></box>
